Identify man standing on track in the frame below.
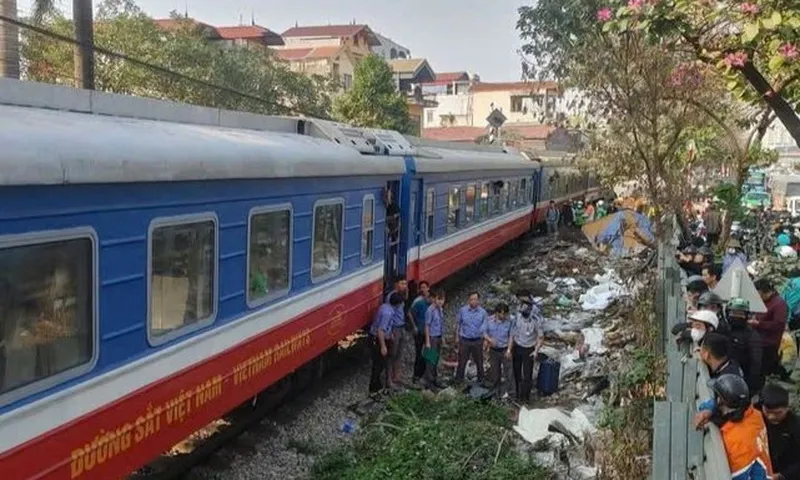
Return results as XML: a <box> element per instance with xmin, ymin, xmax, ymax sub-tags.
<box><xmin>369</xmin><ymin>293</ymin><xmax>403</xmax><ymax>399</ymax></box>
<box><xmin>454</xmin><ymin>292</ymin><xmax>488</xmax><ymax>384</ymax></box>
<box><xmin>386</xmin><ymin>276</ymin><xmax>412</xmax><ymax>388</ymax></box>
<box><xmin>546</xmin><ymin>200</ymin><xmax>560</xmax><ymax>239</ymax></box>
<box><xmin>410</xmin><ymin>281</ymin><xmax>431</xmax><ymax>387</ymax></box>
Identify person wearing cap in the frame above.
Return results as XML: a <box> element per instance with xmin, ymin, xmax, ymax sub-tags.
<box><xmin>723</xmin><ymin>238</ymin><xmax>748</xmax><ymax>274</ymax></box>
<box><xmin>753</xmin><ymin>279</ymin><xmax>790</xmax><ymax>380</ymax></box>
<box><xmin>728</xmin><ymin>297</ymin><xmax>764</xmax><ymax>396</ymax></box>
<box><xmin>759</xmin><ymin>384</ymin><xmax>800</xmax><ymax>480</ymax></box>
<box><xmin>695</xmin><ymin>374</ymin><xmax>774</xmax><ymax>479</ymax></box>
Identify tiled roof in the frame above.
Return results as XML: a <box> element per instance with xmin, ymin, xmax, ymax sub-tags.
<box><xmin>282</xmin><ymin>24</ymin><xmax>367</xmax><ymax>37</ymax></box>
<box><xmin>274</xmin><ymin>46</ymin><xmax>342</xmax><ymax>61</ymax></box>
<box><xmin>216</xmin><ymin>25</ymin><xmax>277</xmax><ymax>39</ymax></box>
<box><xmin>423</xmin><ymin>71</ymin><xmax>471</xmax><ymax>87</ymax></box>
<box><xmin>389</xmin><ymin>58</ymin><xmax>428</xmax><ymax>75</ymax></box>
<box><xmin>421</xmin><ymin>126</ymin><xmax>487</xmax><ymax>142</ymax></box>
<box><xmin>436</xmin><ymin>72</ymin><xmax>470</xmax><ymax>82</ymax></box>
<box><xmin>470</xmin><ymin>81</ymin><xmax>560</xmax><ymax>93</ymax></box>
<box><xmin>421</xmin><ymin>124</ymin><xmax>556</xmax><ymax>142</ymax></box>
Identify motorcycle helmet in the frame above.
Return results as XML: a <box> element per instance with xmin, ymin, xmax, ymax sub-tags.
<box><xmin>687</xmin><ymin>309</ymin><xmax>719</xmax><ymax>330</ymax></box>
<box><xmin>707</xmin><ymin>374</ymin><xmax>750</xmax><ymax>409</ymax></box>
<box><xmin>698</xmin><ymin>291</ymin><xmax>724</xmax><ymax>307</ymax></box>
<box><xmin>727</xmin><ymin>297</ymin><xmax>750</xmax><ymax>312</ymax></box>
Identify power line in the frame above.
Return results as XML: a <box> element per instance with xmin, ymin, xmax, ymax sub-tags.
<box><xmin>0</xmin><ymin>14</ymin><xmax>309</xmax><ymax>116</ymax></box>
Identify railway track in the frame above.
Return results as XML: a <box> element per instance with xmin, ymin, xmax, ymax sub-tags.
<box><xmin>129</xmin><ymin>234</ymin><xmax>544</xmax><ymax>480</ymax></box>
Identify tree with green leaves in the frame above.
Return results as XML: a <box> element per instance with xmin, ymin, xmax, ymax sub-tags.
<box><xmin>21</xmin><ymin>0</ymin><xmax>335</xmax><ymax>117</ymax></box>
<box><xmin>597</xmin><ymin>0</ymin><xmax>800</xmax><ymax>147</ymax></box>
<box><xmin>332</xmin><ymin>54</ymin><xmax>413</xmax><ymax>134</ymax></box>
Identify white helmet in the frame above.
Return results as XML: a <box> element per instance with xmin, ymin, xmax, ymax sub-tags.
<box><xmin>688</xmin><ymin>309</ymin><xmax>719</xmax><ymax>330</ymax></box>
<box><xmin>777</xmin><ymin>245</ymin><xmax>798</xmax><ymax>259</ymax></box>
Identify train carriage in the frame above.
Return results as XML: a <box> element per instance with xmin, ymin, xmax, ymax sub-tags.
<box><xmin>0</xmin><ymin>78</ymin><xmax>604</xmax><ymax>480</ymax></box>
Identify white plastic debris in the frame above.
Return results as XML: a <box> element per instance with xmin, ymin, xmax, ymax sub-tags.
<box><xmin>580</xmin><ymin>327</ymin><xmax>607</xmax><ymax>355</ymax></box>
<box><xmin>579</xmin><ymin>281</ymin><xmax>625</xmax><ymax>310</ymax></box>
<box><xmin>514</xmin><ymin>407</ymin><xmax>596</xmax><ymax>446</ymax></box>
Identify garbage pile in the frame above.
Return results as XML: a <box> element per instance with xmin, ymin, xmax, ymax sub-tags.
<box><xmin>476</xmin><ymin>237</ymin><xmax>651</xmax><ymax>478</ymax></box>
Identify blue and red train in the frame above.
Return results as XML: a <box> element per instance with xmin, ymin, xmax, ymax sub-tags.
<box><xmin>0</xmin><ymin>79</ymin><xmax>602</xmax><ymax>479</ymax></box>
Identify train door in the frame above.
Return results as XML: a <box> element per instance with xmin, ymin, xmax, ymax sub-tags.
<box><xmin>384</xmin><ymin>180</ymin><xmax>401</xmax><ymax>294</ymax></box>
<box><xmin>409</xmin><ymin>179</ymin><xmax>425</xmax><ymax>279</ymax></box>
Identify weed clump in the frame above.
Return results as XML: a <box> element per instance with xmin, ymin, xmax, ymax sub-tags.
<box><xmin>312</xmin><ymin>393</ymin><xmax>550</xmax><ymax>480</ymax></box>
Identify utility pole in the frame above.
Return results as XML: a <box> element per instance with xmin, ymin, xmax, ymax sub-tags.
<box><xmin>73</xmin><ymin>0</ymin><xmax>94</xmax><ymax>90</ymax></box>
<box><xmin>0</xmin><ymin>0</ymin><xmax>20</xmax><ymax>79</ymax></box>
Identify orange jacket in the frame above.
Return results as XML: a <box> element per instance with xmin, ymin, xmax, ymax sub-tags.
<box><xmin>719</xmin><ymin>406</ymin><xmax>773</xmax><ymax>479</ymax></box>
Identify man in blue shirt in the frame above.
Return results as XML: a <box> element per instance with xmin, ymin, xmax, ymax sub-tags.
<box><xmin>410</xmin><ymin>281</ymin><xmax>431</xmax><ymax>385</ymax></box>
<box><xmin>483</xmin><ymin>303</ymin><xmax>513</xmax><ymax>397</ymax></box>
<box><xmin>386</xmin><ymin>275</ymin><xmax>412</xmax><ymax>387</ymax></box>
<box><xmin>370</xmin><ymin>293</ymin><xmax>404</xmax><ymax>399</ymax></box>
<box><xmin>423</xmin><ymin>290</ymin><xmax>446</xmax><ymax>387</ymax></box>
<box><xmin>455</xmin><ymin>292</ymin><xmax>489</xmax><ymax>383</ymax></box>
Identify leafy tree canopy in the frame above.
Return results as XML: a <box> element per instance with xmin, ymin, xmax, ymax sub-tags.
<box><xmin>22</xmin><ymin>0</ymin><xmax>335</xmax><ymax>117</ymax></box>
<box><xmin>332</xmin><ymin>54</ymin><xmax>413</xmax><ymax>134</ymax></box>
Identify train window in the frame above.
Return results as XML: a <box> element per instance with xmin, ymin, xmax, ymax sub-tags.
<box><xmin>247</xmin><ymin>206</ymin><xmax>292</xmax><ymax>307</ymax></box>
<box><xmin>480</xmin><ymin>182</ymin><xmax>490</xmax><ymax>219</ymax></box>
<box><xmin>361</xmin><ymin>196</ymin><xmax>375</xmax><ymax>265</ymax></box>
<box><xmin>312</xmin><ymin>199</ymin><xmax>344</xmax><ymax>282</ymax></box>
<box><xmin>0</xmin><ymin>231</ymin><xmax>95</xmax><ymax>399</ymax></box>
<box><xmin>520</xmin><ymin>179</ymin><xmax>528</xmax><ymax>204</ymax></box>
<box><xmin>499</xmin><ymin>182</ymin><xmax>509</xmax><ymax>213</ymax></box>
<box><xmin>447</xmin><ymin>187</ymin><xmax>461</xmax><ymax>233</ymax></box>
<box><xmin>465</xmin><ymin>184</ymin><xmax>476</xmax><ymax>224</ymax></box>
<box><xmin>149</xmin><ymin>216</ymin><xmax>216</xmax><ymax>344</ymax></box>
<box><xmin>425</xmin><ymin>188</ymin><xmax>435</xmax><ymax>241</ymax></box>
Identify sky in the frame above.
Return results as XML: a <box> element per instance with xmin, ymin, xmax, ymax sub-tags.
<box><xmin>20</xmin><ymin>0</ymin><xmax>529</xmax><ymax>82</ymax></box>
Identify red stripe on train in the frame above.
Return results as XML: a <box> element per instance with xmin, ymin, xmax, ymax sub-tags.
<box><xmin>1</xmin><ymin>280</ymin><xmax>383</xmax><ymax>480</ymax></box>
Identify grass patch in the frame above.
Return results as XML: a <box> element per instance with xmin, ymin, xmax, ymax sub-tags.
<box><xmin>312</xmin><ymin>393</ymin><xmax>551</xmax><ymax>480</ymax></box>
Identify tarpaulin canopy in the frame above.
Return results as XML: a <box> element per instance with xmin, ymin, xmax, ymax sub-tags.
<box><xmin>582</xmin><ymin>209</ymin><xmax>655</xmax><ymax>256</ymax></box>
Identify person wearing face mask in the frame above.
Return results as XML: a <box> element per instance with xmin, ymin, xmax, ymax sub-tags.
<box><xmin>698</xmin><ymin>291</ymin><xmax>730</xmax><ymax>334</ymax></box>
<box><xmin>510</xmin><ymin>293</ymin><xmax>544</xmax><ymax>402</ymax></box>
<box><xmin>694</xmin><ymin>374</ymin><xmax>774</xmax><ymax>479</ymax></box>
<box><xmin>673</xmin><ymin>298</ymin><xmax>728</xmax><ymax>341</ymax></box>
<box><xmin>723</xmin><ymin>239</ymin><xmax>748</xmax><ymax>274</ymax></box>
<box><xmin>727</xmin><ymin>297</ymin><xmax>764</xmax><ymax>396</ymax></box>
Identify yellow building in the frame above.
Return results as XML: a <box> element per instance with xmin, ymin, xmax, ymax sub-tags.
<box><xmin>470</xmin><ymin>81</ymin><xmax>562</xmax><ymax>126</ymax></box>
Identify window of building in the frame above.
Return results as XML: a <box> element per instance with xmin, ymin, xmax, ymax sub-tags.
<box><xmin>511</xmin><ymin>95</ymin><xmax>524</xmax><ymax>113</ymax></box>
<box><xmin>390</xmin><ymin>47</ymin><xmax>397</xmax><ymax>59</ymax></box>
<box><xmin>0</xmin><ymin>233</ymin><xmax>94</xmax><ymax>397</ymax></box>
<box><xmin>342</xmin><ymin>74</ymin><xmax>353</xmax><ymax>91</ymax></box>
<box><xmin>426</xmin><ymin>110</ymin><xmax>434</xmax><ymax>125</ymax></box>
<box><xmin>447</xmin><ymin>186</ymin><xmax>461</xmax><ymax>233</ymax></box>
<box><xmin>150</xmin><ymin>217</ymin><xmax>216</xmax><ymax>343</ymax></box>
<box><xmin>480</xmin><ymin>182</ymin><xmax>490</xmax><ymax>220</ymax></box>
<box><xmin>361</xmin><ymin>196</ymin><xmax>375</xmax><ymax>265</ymax></box>
<box><xmin>465</xmin><ymin>184</ymin><xmax>476</xmax><ymax>223</ymax></box>
<box><xmin>312</xmin><ymin>200</ymin><xmax>344</xmax><ymax>281</ymax></box>
<box><xmin>425</xmin><ymin>188</ymin><xmax>435</xmax><ymax>240</ymax></box>
<box><xmin>247</xmin><ymin>207</ymin><xmax>291</xmax><ymax>306</ymax></box>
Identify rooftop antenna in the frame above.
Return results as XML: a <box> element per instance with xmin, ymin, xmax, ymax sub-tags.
<box><xmin>239</xmin><ymin>13</ymin><xmax>243</xmax><ymax>25</ymax></box>
<box><xmin>184</xmin><ymin>0</ymin><xmax>188</xmax><ymax>18</ymax></box>
<box><xmin>251</xmin><ymin>11</ymin><xmax>255</xmax><ymax>26</ymax></box>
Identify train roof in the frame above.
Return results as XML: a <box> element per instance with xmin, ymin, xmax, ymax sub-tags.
<box><xmin>405</xmin><ymin>136</ymin><xmax>538</xmax><ymax>173</ymax></box>
<box><xmin>0</xmin><ymin>79</ymin><xmax>410</xmax><ymax>186</ymax></box>
<box><xmin>0</xmin><ymin>78</ymin><xmax>537</xmax><ymax>185</ymax></box>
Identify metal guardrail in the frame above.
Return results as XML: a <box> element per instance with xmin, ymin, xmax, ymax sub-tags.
<box><xmin>652</xmin><ymin>244</ymin><xmax>730</xmax><ymax>479</ymax></box>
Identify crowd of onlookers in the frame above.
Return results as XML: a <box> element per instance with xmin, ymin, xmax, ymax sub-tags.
<box><xmin>675</xmin><ymin>202</ymin><xmax>800</xmax><ymax>479</ymax></box>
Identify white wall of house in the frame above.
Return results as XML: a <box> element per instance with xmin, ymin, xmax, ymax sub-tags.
<box><xmin>372</xmin><ymin>33</ymin><xmax>410</xmax><ymax>60</ymax></box>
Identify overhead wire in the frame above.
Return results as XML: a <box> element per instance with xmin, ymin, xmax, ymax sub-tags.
<box><xmin>0</xmin><ymin>14</ymin><xmax>310</xmax><ymax>116</ymax></box>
